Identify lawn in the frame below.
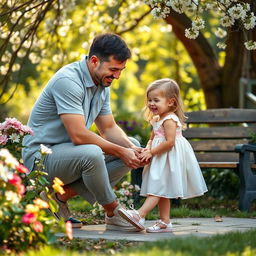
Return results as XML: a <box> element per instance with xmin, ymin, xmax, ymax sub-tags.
<box><xmin>7</xmin><ymin>195</ymin><xmax>256</xmax><ymax>256</ymax></box>
<box><xmin>18</xmin><ymin>229</ymin><xmax>256</xmax><ymax>256</ymax></box>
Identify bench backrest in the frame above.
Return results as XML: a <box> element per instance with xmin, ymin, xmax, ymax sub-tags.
<box><xmin>183</xmin><ymin>108</ymin><xmax>256</xmax><ymax>163</ymax></box>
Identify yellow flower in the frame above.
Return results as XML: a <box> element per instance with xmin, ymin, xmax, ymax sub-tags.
<box><xmin>33</xmin><ymin>198</ymin><xmax>49</xmax><ymax>209</ymax></box>
<box><xmin>53</xmin><ymin>177</ymin><xmax>64</xmax><ymax>186</ymax></box>
<box><xmin>52</xmin><ymin>177</ymin><xmax>65</xmax><ymax>195</ymax></box>
<box><xmin>25</xmin><ymin>204</ymin><xmax>40</xmax><ymax>214</ymax></box>
<box><xmin>52</xmin><ymin>183</ymin><xmax>65</xmax><ymax>195</ymax></box>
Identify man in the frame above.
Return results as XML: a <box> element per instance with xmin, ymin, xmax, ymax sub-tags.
<box><xmin>22</xmin><ymin>33</ymin><xmax>145</xmax><ymax>231</ymax></box>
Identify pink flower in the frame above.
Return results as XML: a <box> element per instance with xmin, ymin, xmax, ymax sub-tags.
<box><xmin>22</xmin><ymin>213</ymin><xmax>36</xmax><ymax>224</ymax></box>
<box><xmin>65</xmin><ymin>221</ymin><xmax>73</xmax><ymax>240</ymax></box>
<box><xmin>1</xmin><ymin>118</ymin><xmax>22</xmax><ymax>131</ymax></box>
<box><xmin>20</xmin><ymin>124</ymin><xmax>33</xmax><ymax>135</ymax></box>
<box><xmin>33</xmin><ymin>221</ymin><xmax>43</xmax><ymax>232</ymax></box>
<box><xmin>124</xmin><ymin>190</ymin><xmax>130</xmax><ymax>196</ymax></box>
<box><xmin>0</xmin><ymin>135</ymin><xmax>8</xmax><ymax>145</ymax></box>
<box><xmin>17</xmin><ymin>184</ymin><xmax>25</xmax><ymax>195</ymax></box>
<box><xmin>16</xmin><ymin>164</ymin><xmax>29</xmax><ymax>174</ymax></box>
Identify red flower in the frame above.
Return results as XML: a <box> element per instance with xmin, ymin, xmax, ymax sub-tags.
<box><xmin>21</xmin><ymin>213</ymin><xmax>36</xmax><ymax>224</ymax></box>
<box><xmin>8</xmin><ymin>173</ymin><xmax>22</xmax><ymax>187</ymax></box>
<box><xmin>16</xmin><ymin>164</ymin><xmax>29</xmax><ymax>174</ymax></box>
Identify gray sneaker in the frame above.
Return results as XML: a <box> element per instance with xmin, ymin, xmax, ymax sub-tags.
<box><xmin>117</xmin><ymin>206</ymin><xmax>145</xmax><ymax>230</ymax></box>
<box><xmin>105</xmin><ymin>212</ymin><xmax>143</xmax><ymax>232</ymax></box>
<box><xmin>40</xmin><ymin>191</ymin><xmax>82</xmax><ymax>228</ymax></box>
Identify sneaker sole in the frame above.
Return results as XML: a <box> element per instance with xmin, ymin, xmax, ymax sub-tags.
<box><xmin>117</xmin><ymin>208</ymin><xmax>145</xmax><ymax>230</ymax></box>
<box><xmin>146</xmin><ymin>228</ymin><xmax>172</xmax><ymax>233</ymax></box>
<box><xmin>106</xmin><ymin>224</ymin><xmax>140</xmax><ymax>232</ymax></box>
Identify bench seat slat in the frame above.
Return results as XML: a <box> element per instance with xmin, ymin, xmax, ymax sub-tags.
<box><xmin>189</xmin><ymin>139</ymin><xmax>249</xmax><ymax>151</ymax></box>
<box><xmin>183</xmin><ymin>126</ymin><xmax>256</xmax><ymax>139</ymax></box>
<box><xmin>199</xmin><ymin>162</ymin><xmax>238</xmax><ymax>168</ymax></box>
<box><xmin>195</xmin><ymin>152</ymin><xmax>239</xmax><ymax>162</ymax></box>
<box><xmin>199</xmin><ymin>162</ymin><xmax>256</xmax><ymax>168</ymax></box>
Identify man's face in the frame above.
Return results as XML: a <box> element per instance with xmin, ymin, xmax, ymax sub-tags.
<box><xmin>91</xmin><ymin>55</ymin><xmax>127</xmax><ymax>87</ymax></box>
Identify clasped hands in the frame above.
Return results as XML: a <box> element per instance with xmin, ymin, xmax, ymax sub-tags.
<box><xmin>130</xmin><ymin>146</ymin><xmax>152</xmax><ymax>167</ymax></box>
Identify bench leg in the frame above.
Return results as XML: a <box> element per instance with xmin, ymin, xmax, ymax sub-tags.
<box><xmin>238</xmin><ymin>151</ymin><xmax>256</xmax><ymax>211</ymax></box>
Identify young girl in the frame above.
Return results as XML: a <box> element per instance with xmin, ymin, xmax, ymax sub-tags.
<box><xmin>119</xmin><ymin>78</ymin><xmax>208</xmax><ymax>232</ymax></box>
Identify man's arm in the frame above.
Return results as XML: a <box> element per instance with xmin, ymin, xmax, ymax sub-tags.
<box><xmin>60</xmin><ymin>113</ymin><xmax>141</xmax><ymax>168</ymax></box>
<box><xmin>95</xmin><ymin>114</ymin><xmax>143</xmax><ymax>153</ymax></box>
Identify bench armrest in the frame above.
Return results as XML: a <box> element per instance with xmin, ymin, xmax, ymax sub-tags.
<box><xmin>235</xmin><ymin>143</ymin><xmax>256</xmax><ymax>153</ymax></box>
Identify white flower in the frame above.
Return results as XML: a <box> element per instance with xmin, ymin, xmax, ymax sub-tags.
<box><xmin>220</xmin><ymin>15</ymin><xmax>235</xmax><ymax>27</ymax></box>
<box><xmin>192</xmin><ymin>18</ymin><xmax>205</xmax><ymax>30</ymax></box>
<box><xmin>151</xmin><ymin>7</ymin><xmax>162</xmax><ymax>19</ymax></box>
<box><xmin>121</xmin><ymin>181</ymin><xmax>130</xmax><ymax>188</ymax></box>
<box><xmin>0</xmin><ymin>163</ymin><xmax>13</xmax><ymax>182</ymax></box>
<box><xmin>214</xmin><ymin>28</ymin><xmax>227</xmax><ymax>38</ymax></box>
<box><xmin>228</xmin><ymin>4</ymin><xmax>247</xmax><ymax>20</ymax></box>
<box><xmin>5</xmin><ymin>191</ymin><xmax>20</xmax><ymax>204</ymax></box>
<box><xmin>244</xmin><ymin>40</ymin><xmax>256</xmax><ymax>50</ymax></box>
<box><xmin>185</xmin><ymin>27</ymin><xmax>199</xmax><ymax>39</ymax></box>
<box><xmin>134</xmin><ymin>184</ymin><xmax>140</xmax><ymax>191</ymax></box>
<box><xmin>217</xmin><ymin>42</ymin><xmax>227</xmax><ymax>49</ymax></box>
<box><xmin>9</xmin><ymin>133</ymin><xmax>20</xmax><ymax>143</ymax></box>
<box><xmin>0</xmin><ymin>149</ymin><xmax>19</xmax><ymax>169</ymax></box>
<box><xmin>40</xmin><ymin>144</ymin><xmax>52</xmax><ymax>155</ymax></box>
<box><xmin>243</xmin><ymin>13</ymin><xmax>256</xmax><ymax>30</ymax></box>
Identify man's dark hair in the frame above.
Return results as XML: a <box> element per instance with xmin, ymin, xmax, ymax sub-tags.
<box><xmin>88</xmin><ymin>33</ymin><xmax>131</xmax><ymax>62</ymax></box>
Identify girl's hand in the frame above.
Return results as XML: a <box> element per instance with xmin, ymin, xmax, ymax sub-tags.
<box><xmin>140</xmin><ymin>149</ymin><xmax>152</xmax><ymax>163</ymax></box>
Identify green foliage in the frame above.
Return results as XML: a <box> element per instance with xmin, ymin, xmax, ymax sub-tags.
<box><xmin>249</xmin><ymin>131</ymin><xmax>256</xmax><ymax>143</ymax></box>
<box><xmin>202</xmin><ymin>169</ymin><xmax>240</xmax><ymax>200</ymax></box>
<box><xmin>114</xmin><ymin>111</ymin><xmax>151</xmax><ymax>146</ymax></box>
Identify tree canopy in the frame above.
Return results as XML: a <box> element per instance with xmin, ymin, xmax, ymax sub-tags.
<box><xmin>0</xmin><ymin>0</ymin><xmax>255</xmax><ymax>120</ymax></box>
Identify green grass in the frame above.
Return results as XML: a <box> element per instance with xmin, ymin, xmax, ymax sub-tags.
<box><xmin>18</xmin><ymin>229</ymin><xmax>256</xmax><ymax>256</ymax></box>
<box><xmin>69</xmin><ymin>195</ymin><xmax>256</xmax><ymax>220</ymax></box>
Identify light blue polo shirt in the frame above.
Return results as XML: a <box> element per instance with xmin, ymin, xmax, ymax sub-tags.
<box><xmin>22</xmin><ymin>57</ymin><xmax>112</xmax><ymax>171</ymax></box>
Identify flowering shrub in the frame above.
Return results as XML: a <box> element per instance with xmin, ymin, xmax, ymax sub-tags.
<box><xmin>0</xmin><ymin>149</ymin><xmax>59</xmax><ymax>253</ymax></box>
<box><xmin>92</xmin><ymin>181</ymin><xmax>140</xmax><ymax>217</ymax></box>
<box><xmin>0</xmin><ymin>117</ymin><xmax>33</xmax><ymax>160</ymax></box>
<box><xmin>0</xmin><ymin>117</ymin><xmax>72</xmax><ymax>253</ymax></box>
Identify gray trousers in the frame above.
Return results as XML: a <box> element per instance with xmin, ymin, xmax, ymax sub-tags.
<box><xmin>44</xmin><ymin>137</ymin><xmax>139</xmax><ymax>205</ymax></box>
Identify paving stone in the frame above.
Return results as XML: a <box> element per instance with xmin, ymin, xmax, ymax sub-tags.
<box><xmin>56</xmin><ymin>217</ymin><xmax>256</xmax><ymax>242</ymax></box>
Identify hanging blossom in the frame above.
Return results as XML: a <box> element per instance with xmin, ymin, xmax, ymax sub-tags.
<box><xmin>146</xmin><ymin>0</ymin><xmax>256</xmax><ymax>50</ymax></box>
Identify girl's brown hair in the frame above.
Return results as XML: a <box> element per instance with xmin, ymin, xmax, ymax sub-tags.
<box><xmin>144</xmin><ymin>78</ymin><xmax>187</xmax><ymax>126</ymax></box>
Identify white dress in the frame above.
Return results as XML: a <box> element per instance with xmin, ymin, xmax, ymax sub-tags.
<box><xmin>140</xmin><ymin>114</ymin><xmax>208</xmax><ymax>199</ymax></box>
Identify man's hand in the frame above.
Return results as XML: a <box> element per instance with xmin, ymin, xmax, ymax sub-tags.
<box><xmin>119</xmin><ymin>148</ymin><xmax>141</xmax><ymax>169</ymax></box>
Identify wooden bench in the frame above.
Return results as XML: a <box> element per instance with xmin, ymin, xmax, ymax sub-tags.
<box><xmin>183</xmin><ymin>108</ymin><xmax>256</xmax><ymax>211</ymax></box>
<box><xmin>131</xmin><ymin>108</ymin><xmax>256</xmax><ymax>211</ymax></box>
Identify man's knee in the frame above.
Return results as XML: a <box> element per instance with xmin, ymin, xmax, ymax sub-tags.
<box><xmin>129</xmin><ymin>137</ymin><xmax>140</xmax><ymax>147</ymax></box>
<box><xmin>80</xmin><ymin>144</ymin><xmax>104</xmax><ymax>163</ymax></box>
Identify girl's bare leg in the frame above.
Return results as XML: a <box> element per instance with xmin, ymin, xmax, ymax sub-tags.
<box><xmin>158</xmin><ymin>198</ymin><xmax>171</xmax><ymax>223</ymax></box>
<box><xmin>138</xmin><ymin>195</ymin><xmax>160</xmax><ymax>218</ymax></box>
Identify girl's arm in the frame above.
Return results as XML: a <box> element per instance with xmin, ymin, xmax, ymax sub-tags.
<box><xmin>150</xmin><ymin>119</ymin><xmax>176</xmax><ymax>156</ymax></box>
<box><xmin>145</xmin><ymin>131</ymin><xmax>154</xmax><ymax>149</ymax></box>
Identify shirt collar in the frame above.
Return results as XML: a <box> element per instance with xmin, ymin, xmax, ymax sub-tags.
<box><xmin>79</xmin><ymin>56</ymin><xmax>96</xmax><ymax>88</ymax></box>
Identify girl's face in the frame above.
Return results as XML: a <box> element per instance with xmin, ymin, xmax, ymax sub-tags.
<box><xmin>147</xmin><ymin>88</ymin><xmax>174</xmax><ymax>118</ymax></box>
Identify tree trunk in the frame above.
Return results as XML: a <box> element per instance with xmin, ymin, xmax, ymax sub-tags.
<box><xmin>164</xmin><ymin>10</ymin><xmax>256</xmax><ymax>108</ymax></box>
